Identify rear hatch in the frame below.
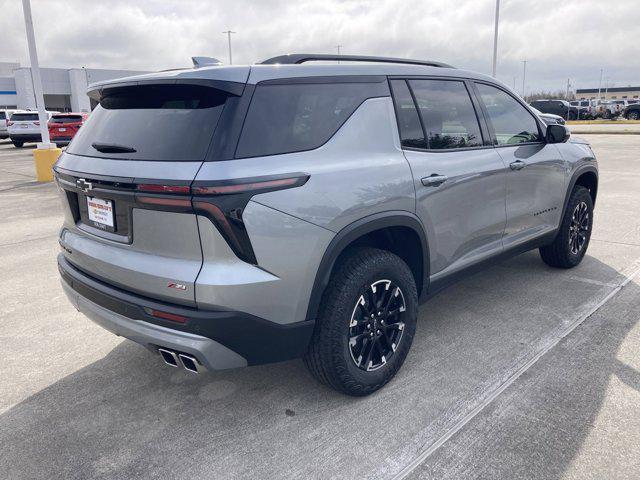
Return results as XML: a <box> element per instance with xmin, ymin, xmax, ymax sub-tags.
<box><xmin>49</xmin><ymin>114</ymin><xmax>83</xmax><ymax>140</ymax></box>
<box><xmin>8</xmin><ymin>112</ymin><xmax>40</xmax><ymax>133</ymax></box>
<box><xmin>55</xmin><ymin>70</ymin><xmax>248</xmax><ymax>306</ymax></box>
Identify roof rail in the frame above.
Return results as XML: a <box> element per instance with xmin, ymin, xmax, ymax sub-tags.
<box><xmin>259</xmin><ymin>53</ymin><xmax>454</xmax><ymax>69</ymax></box>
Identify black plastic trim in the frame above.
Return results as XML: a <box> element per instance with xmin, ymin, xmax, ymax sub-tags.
<box><xmin>87</xmin><ymin>78</ymin><xmax>246</xmax><ymax>101</ymax></box>
<box><xmin>305</xmin><ymin>211</ymin><xmax>430</xmax><ymax>321</ymax></box>
<box><xmin>424</xmin><ymin>230</ymin><xmax>558</xmax><ymax>300</ymax></box>
<box><xmin>59</xmin><ymin>254</ymin><xmax>315</xmax><ymax>366</ymax></box>
<box><xmin>561</xmin><ymin>165</ymin><xmax>599</xmax><ymax>220</ymax></box>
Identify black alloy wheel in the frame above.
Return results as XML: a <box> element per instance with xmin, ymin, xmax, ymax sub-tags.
<box><xmin>348</xmin><ymin>279</ymin><xmax>407</xmax><ymax>371</ymax></box>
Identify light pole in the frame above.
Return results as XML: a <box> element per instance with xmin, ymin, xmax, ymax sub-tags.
<box><xmin>21</xmin><ymin>0</ymin><xmax>60</xmax><ymax>182</ymax></box>
<box><xmin>222</xmin><ymin>30</ymin><xmax>236</xmax><ymax>64</ymax></box>
<box><xmin>21</xmin><ymin>0</ymin><xmax>51</xmax><ymax>147</ymax></box>
<box><xmin>335</xmin><ymin>45</ymin><xmax>343</xmax><ymax>55</ymax></box>
<box><xmin>597</xmin><ymin>69</ymin><xmax>603</xmax><ymax>100</ymax></box>
<box><xmin>492</xmin><ymin>0</ymin><xmax>500</xmax><ymax>77</ymax></box>
<box><xmin>521</xmin><ymin>60</ymin><xmax>527</xmax><ymax>99</ymax></box>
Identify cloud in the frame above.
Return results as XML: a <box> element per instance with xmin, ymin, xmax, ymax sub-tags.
<box><xmin>0</xmin><ymin>0</ymin><xmax>638</xmax><ymax>92</ymax></box>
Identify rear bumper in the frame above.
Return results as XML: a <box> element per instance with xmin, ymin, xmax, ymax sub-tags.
<box><xmin>9</xmin><ymin>133</ymin><xmax>41</xmax><ymax>142</ymax></box>
<box><xmin>50</xmin><ymin>136</ymin><xmax>72</xmax><ymax>145</ymax></box>
<box><xmin>58</xmin><ymin>254</ymin><xmax>314</xmax><ymax>370</ymax></box>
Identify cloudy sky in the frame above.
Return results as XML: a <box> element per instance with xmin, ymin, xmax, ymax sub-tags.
<box><xmin>0</xmin><ymin>0</ymin><xmax>638</xmax><ymax>94</ymax></box>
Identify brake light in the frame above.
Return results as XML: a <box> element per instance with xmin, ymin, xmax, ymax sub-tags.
<box><xmin>137</xmin><ymin>196</ymin><xmax>192</xmax><ymax>208</ymax></box>
<box><xmin>34</xmin><ymin>121</ymin><xmax>39</xmax><ymax>125</ymax></box>
<box><xmin>137</xmin><ymin>184</ymin><xmax>191</xmax><ymax>194</ymax></box>
<box><xmin>192</xmin><ymin>175</ymin><xmax>309</xmax><ymax>195</ymax></box>
<box><xmin>6</xmin><ymin>121</ymin><xmax>12</xmax><ymax>126</ymax></box>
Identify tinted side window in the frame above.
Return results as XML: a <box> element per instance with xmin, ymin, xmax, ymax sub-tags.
<box><xmin>408</xmin><ymin>79</ymin><xmax>483</xmax><ymax>149</ymax></box>
<box><xmin>476</xmin><ymin>83</ymin><xmax>541</xmax><ymax>145</ymax></box>
<box><xmin>0</xmin><ymin>112</ymin><xmax>5</xmax><ymax>120</ymax></box>
<box><xmin>236</xmin><ymin>82</ymin><xmax>383</xmax><ymax>158</ymax></box>
<box><xmin>389</xmin><ymin>80</ymin><xmax>427</xmax><ymax>149</ymax></box>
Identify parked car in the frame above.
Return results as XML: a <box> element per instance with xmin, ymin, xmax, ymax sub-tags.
<box><xmin>7</xmin><ymin>110</ymin><xmax>58</xmax><ymax>147</ymax></box>
<box><xmin>623</xmin><ymin>103</ymin><xmax>640</xmax><ymax>120</ymax></box>
<box><xmin>599</xmin><ymin>100</ymin><xmax>627</xmax><ymax>119</ymax></box>
<box><xmin>570</xmin><ymin>100</ymin><xmax>595</xmax><ymax>119</ymax></box>
<box><xmin>0</xmin><ymin>109</ymin><xmax>17</xmax><ymax>139</ymax></box>
<box><xmin>55</xmin><ymin>54</ymin><xmax>598</xmax><ymax>395</ymax></box>
<box><xmin>530</xmin><ymin>99</ymin><xmax>578</xmax><ymax>120</ymax></box>
<box><xmin>48</xmin><ymin>112</ymin><xmax>89</xmax><ymax>146</ymax></box>
<box><xmin>530</xmin><ymin>106</ymin><xmax>565</xmax><ymax>125</ymax></box>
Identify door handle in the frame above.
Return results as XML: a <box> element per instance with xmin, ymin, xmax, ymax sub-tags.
<box><xmin>510</xmin><ymin>160</ymin><xmax>526</xmax><ymax>171</ymax></box>
<box><xmin>421</xmin><ymin>174</ymin><xmax>448</xmax><ymax>187</ymax></box>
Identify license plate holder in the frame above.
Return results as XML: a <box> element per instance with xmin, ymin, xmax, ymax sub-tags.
<box><xmin>86</xmin><ymin>196</ymin><xmax>115</xmax><ymax>232</ymax></box>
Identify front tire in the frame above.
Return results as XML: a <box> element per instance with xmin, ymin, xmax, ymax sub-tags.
<box><xmin>12</xmin><ymin>141</ymin><xmax>24</xmax><ymax>148</ymax></box>
<box><xmin>540</xmin><ymin>186</ymin><xmax>593</xmax><ymax>268</ymax></box>
<box><xmin>628</xmin><ymin>111</ymin><xmax>640</xmax><ymax>120</ymax></box>
<box><xmin>304</xmin><ymin>248</ymin><xmax>418</xmax><ymax>396</ymax></box>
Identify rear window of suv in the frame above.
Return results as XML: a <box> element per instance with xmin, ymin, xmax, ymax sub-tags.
<box><xmin>10</xmin><ymin>113</ymin><xmax>39</xmax><ymax>121</ymax></box>
<box><xmin>67</xmin><ymin>84</ymin><xmax>230</xmax><ymax>161</ymax></box>
<box><xmin>235</xmin><ymin>80</ymin><xmax>387</xmax><ymax>158</ymax></box>
<box><xmin>50</xmin><ymin>115</ymin><xmax>83</xmax><ymax>123</ymax></box>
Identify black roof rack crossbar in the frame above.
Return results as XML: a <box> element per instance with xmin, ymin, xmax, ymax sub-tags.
<box><xmin>260</xmin><ymin>54</ymin><xmax>454</xmax><ymax>69</ymax></box>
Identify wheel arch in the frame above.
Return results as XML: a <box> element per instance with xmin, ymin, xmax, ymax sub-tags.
<box><xmin>305</xmin><ymin>211</ymin><xmax>430</xmax><ymax>321</ymax></box>
<box><xmin>572</xmin><ymin>166</ymin><xmax>598</xmax><ymax>203</ymax></box>
<box><xmin>560</xmin><ymin>165</ymin><xmax>598</xmax><ymax>225</ymax></box>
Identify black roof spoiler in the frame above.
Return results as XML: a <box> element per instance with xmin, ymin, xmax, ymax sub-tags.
<box><xmin>87</xmin><ymin>78</ymin><xmax>245</xmax><ymax>101</ymax></box>
<box><xmin>260</xmin><ymin>53</ymin><xmax>454</xmax><ymax>69</ymax></box>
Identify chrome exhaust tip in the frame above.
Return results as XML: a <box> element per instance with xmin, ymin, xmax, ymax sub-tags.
<box><xmin>158</xmin><ymin>348</ymin><xmax>179</xmax><ymax>367</ymax></box>
<box><xmin>178</xmin><ymin>353</ymin><xmax>202</xmax><ymax>373</ymax></box>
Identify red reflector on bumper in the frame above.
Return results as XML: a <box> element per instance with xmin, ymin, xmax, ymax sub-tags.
<box><xmin>150</xmin><ymin>309</ymin><xmax>188</xmax><ymax>324</ymax></box>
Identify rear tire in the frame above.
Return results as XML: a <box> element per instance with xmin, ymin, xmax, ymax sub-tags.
<box><xmin>540</xmin><ymin>186</ymin><xmax>593</xmax><ymax>268</ymax></box>
<box><xmin>12</xmin><ymin>141</ymin><xmax>23</xmax><ymax>148</ymax></box>
<box><xmin>304</xmin><ymin>248</ymin><xmax>418</xmax><ymax>396</ymax></box>
<box><xmin>628</xmin><ymin>111</ymin><xmax>640</xmax><ymax>121</ymax></box>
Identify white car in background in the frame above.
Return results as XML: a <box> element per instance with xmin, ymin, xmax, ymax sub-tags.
<box><xmin>7</xmin><ymin>110</ymin><xmax>58</xmax><ymax>147</ymax></box>
<box><xmin>530</xmin><ymin>106</ymin><xmax>565</xmax><ymax>126</ymax></box>
<box><xmin>0</xmin><ymin>109</ymin><xmax>16</xmax><ymax>139</ymax></box>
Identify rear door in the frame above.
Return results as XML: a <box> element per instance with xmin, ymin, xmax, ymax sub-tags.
<box><xmin>473</xmin><ymin>82</ymin><xmax>566</xmax><ymax>249</ymax></box>
<box><xmin>390</xmin><ymin>78</ymin><xmax>507</xmax><ymax>277</ymax></box>
<box><xmin>56</xmin><ymin>79</ymin><xmax>246</xmax><ymax>306</ymax></box>
<box><xmin>10</xmin><ymin>112</ymin><xmax>40</xmax><ymax>133</ymax></box>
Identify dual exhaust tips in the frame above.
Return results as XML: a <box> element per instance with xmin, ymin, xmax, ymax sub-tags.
<box><xmin>158</xmin><ymin>348</ymin><xmax>204</xmax><ymax>373</ymax></box>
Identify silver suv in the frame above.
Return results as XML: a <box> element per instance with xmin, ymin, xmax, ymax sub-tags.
<box><xmin>56</xmin><ymin>54</ymin><xmax>598</xmax><ymax>396</ymax></box>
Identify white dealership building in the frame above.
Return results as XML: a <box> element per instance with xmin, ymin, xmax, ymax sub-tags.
<box><xmin>0</xmin><ymin>61</ymin><xmax>147</xmax><ymax>112</ymax></box>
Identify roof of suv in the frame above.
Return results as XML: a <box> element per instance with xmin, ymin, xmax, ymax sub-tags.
<box><xmin>87</xmin><ymin>54</ymin><xmax>499</xmax><ymax>93</ymax></box>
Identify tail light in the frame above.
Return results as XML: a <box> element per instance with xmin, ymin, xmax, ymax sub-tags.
<box><xmin>34</xmin><ymin>121</ymin><xmax>40</xmax><ymax>126</ymax></box>
<box><xmin>6</xmin><ymin>121</ymin><xmax>12</xmax><ymax>127</ymax></box>
<box><xmin>191</xmin><ymin>174</ymin><xmax>309</xmax><ymax>263</ymax></box>
<box><xmin>135</xmin><ymin>173</ymin><xmax>309</xmax><ymax>264</ymax></box>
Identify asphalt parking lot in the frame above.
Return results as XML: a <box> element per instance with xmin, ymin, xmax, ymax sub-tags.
<box><xmin>1</xmin><ymin>136</ymin><xmax>639</xmax><ymax>479</ymax></box>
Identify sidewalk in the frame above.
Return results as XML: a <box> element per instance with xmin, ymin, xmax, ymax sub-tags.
<box><xmin>568</xmin><ymin>123</ymin><xmax>640</xmax><ymax>135</ymax></box>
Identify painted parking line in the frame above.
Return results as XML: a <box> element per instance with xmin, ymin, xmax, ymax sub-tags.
<box><xmin>392</xmin><ymin>263</ymin><xmax>640</xmax><ymax>480</ymax></box>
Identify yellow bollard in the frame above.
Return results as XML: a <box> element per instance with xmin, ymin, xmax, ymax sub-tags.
<box><xmin>33</xmin><ymin>147</ymin><xmax>62</xmax><ymax>182</ymax></box>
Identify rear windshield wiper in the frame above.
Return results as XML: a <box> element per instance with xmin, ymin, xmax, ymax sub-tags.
<box><xmin>91</xmin><ymin>142</ymin><xmax>137</xmax><ymax>154</ymax></box>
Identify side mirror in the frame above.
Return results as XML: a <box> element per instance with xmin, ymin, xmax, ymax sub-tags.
<box><xmin>546</xmin><ymin>123</ymin><xmax>570</xmax><ymax>143</ymax></box>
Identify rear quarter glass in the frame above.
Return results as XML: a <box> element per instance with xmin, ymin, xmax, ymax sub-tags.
<box><xmin>67</xmin><ymin>84</ymin><xmax>232</xmax><ymax>161</ymax></box>
<box><xmin>235</xmin><ymin>80</ymin><xmax>389</xmax><ymax>158</ymax></box>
